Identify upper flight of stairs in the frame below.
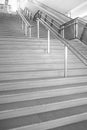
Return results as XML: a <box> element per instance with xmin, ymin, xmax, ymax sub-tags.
<box><xmin>68</xmin><ymin>39</ymin><xmax>87</xmax><ymax>62</ymax></box>
<box><xmin>0</xmin><ymin>12</ymin><xmax>87</xmax><ymax>130</ymax></box>
<box><xmin>0</xmin><ymin>13</ymin><xmax>25</xmax><ymax>38</ymax></box>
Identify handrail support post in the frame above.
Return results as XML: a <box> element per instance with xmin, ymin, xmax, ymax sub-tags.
<box><xmin>25</xmin><ymin>24</ymin><xmax>28</xmax><ymax>36</ymax></box>
<box><xmin>64</xmin><ymin>45</ymin><xmax>68</xmax><ymax>77</ymax></box>
<box><xmin>75</xmin><ymin>19</ymin><xmax>78</xmax><ymax>38</ymax></box>
<box><xmin>22</xmin><ymin>20</ymin><xmax>23</xmax><ymax>30</ymax></box>
<box><xmin>62</xmin><ymin>26</ymin><xmax>68</xmax><ymax>77</ymax></box>
<box><xmin>29</xmin><ymin>27</ymin><xmax>31</xmax><ymax>38</ymax></box>
<box><xmin>74</xmin><ymin>19</ymin><xmax>78</xmax><ymax>38</ymax></box>
<box><xmin>37</xmin><ymin>19</ymin><xmax>40</xmax><ymax>39</ymax></box>
<box><xmin>48</xmin><ymin>29</ymin><xmax>50</xmax><ymax>53</ymax></box>
<box><xmin>62</xmin><ymin>26</ymin><xmax>65</xmax><ymax>38</ymax></box>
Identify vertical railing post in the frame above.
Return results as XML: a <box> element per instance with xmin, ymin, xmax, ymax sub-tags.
<box><xmin>62</xmin><ymin>26</ymin><xmax>68</xmax><ymax>77</ymax></box>
<box><xmin>25</xmin><ymin>24</ymin><xmax>27</xmax><ymax>36</ymax></box>
<box><xmin>48</xmin><ymin>29</ymin><xmax>50</xmax><ymax>53</ymax></box>
<box><xmin>64</xmin><ymin>46</ymin><xmax>68</xmax><ymax>77</ymax></box>
<box><xmin>75</xmin><ymin>19</ymin><xmax>78</xmax><ymax>38</ymax></box>
<box><xmin>29</xmin><ymin>26</ymin><xmax>31</xmax><ymax>38</ymax></box>
<box><xmin>22</xmin><ymin>20</ymin><xmax>23</xmax><ymax>30</ymax></box>
<box><xmin>62</xmin><ymin>26</ymin><xmax>65</xmax><ymax>38</ymax></box>
<box><xmin>74</xmin><ymin>19</ymin><xmax>78</xmax><ymax>38</ymax></box>
<box><xmin>37</xmin><ymin>19</ymin><xmax>40</xmax><ymax>39</ymax></box>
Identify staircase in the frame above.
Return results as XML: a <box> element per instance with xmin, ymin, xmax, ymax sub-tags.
<box><xmin>0</xmin><ymin>13</ymin><xmax>87</xmax><ymax>130</ymax></box>
<box><xmin>0</xmin><ymin>13</ymin><xmax>25</xmax><ymax>38</ymax></box>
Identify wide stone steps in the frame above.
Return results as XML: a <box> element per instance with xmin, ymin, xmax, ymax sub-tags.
<box><xmin>0</xmin><ymin>93</ymin><xmax>87</xmax><ymax>121</ymax></box>
<box><xmin>0</xmin><ymin>58</ymin><xmax>81</xmax><ymax>64</ymax></box>
<box><xmin>0</xmin><ymin>63</ymin><xmax>86</xmax><ymax>72</ymax></box>
<box><xmin>0</xmin><ymin>92</ymin><xmax>87</xmax><ymax>119</ymax></box>
<box><xmin>0</xmin><ymin>69</ymin><xmax>87</xmax><ymax>81</ymax></box>
<box><xmin>0</xmin><ymin>104</ymin><xmax>87</xmax><ymax>130</ymax></box>
<box><xmin>0</xmin><ymin>76</ymin><xmax>87</xmax><ymax>130</ymax></box>
<box><xmin>0</xmin><ymin>45</ymin><xmax>64</xmax><ymax>50</ymax></box>
<box><xmin>0</xmin><ymin>38</ymin><xmax>86</xmax><ymax>81</ymax></box>
<box><xmin>0</xmin><ymin>76</ymin><xmax>87</xmax><ymax>92</ymax></box>
<box><xmin>0</xmin><ymin>13</ymin><xmax>87</xmax><ymax>130</ymax></box>
<box><xmin>0</xmin><ymin>14</ymin><xmax>28</xmax><ymax>38</ymax></box>
<box><xmin>68</xmin><ymin>39</ymin><xmax>87</xmax><ymax>60</ymax></box>
<box><xmin>0</xmin><ymin>55</ymin><xmax>81</xmax><ymax>62</ymax></box>
<box><xmin>1</xmin><ymin>82</ymin><xmax>87</xmax><ymax>104</ymax></box>
<box><xmin>0</xmin><ymin>39</ymin><xmax>63</xmax><ymax>46</ymax></box>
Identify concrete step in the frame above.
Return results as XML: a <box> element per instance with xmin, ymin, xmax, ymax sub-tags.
<box><xmin>68</xmin><ymin>39</ymin><xmax>87</xmax><ymax>61</ymax></box>
<box><xmin>0</xmin><ymin>63</ymin><xmax>86</xmax><ymax>72</ymax></box>
<box><xmin>0</xmin><ymin>58</ymin><xmax>82</xmax><ymax>64</ymax></box>
<box><xmin>0</xmin><ymin>60</ymin><xmax>81</xmax><ymax>65</ymax></box>
<box><xmin>0</xmin><ymin>68</ymin><xmax>87</xmax><ymax>81</ymax></box>
<box><xmin>0</xmin><ymin>104</ymin><xmax>87</xmax><ymax>130</ymax></box>
<box><xmin>0</xmin><ymin>55</ymin><xmax>81</xmax><ymax>61</ymax></box>
<box><xmin>0</xmin><ymin>82</ymin><xmax>87</xmax><ymax>103</ymax></box>
<box><xmin>0</xmin><ymin>76</ymin><xmax>87</xmax><ymax>91</ymax></box>
<box><xmin>0</xmin><ymin>13</ymin><xmax>87</xmax><ymax>130</ymax></box>
<box><xmin>0</xmin><ymin>45</ymin><xmax>64</xmax><ymax>50</ymax></box>
<box><xmin>0</xmin><ymin>39</ymin><xmax>63</xmax><ymax>46</ymax></box>
<box><xmin>0</xmin><ymin>92</ymin><xmax>87</xmax><ymax>120</ymax></box>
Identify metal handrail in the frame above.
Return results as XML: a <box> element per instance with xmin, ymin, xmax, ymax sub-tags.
<box><xmin>61</xmin><ymin>17</ymin><xmax>78</xmax><ymax>27</ymax></box>
<box><xmin>34</xmin><ymin>10</ymin><xmax>61</xmax><ymax>33</ymax></box>
<box><xmin>61</xmin><ymin>17</ymin><xmax>87</xmax><ymax>29</ymax></box>
<box><xmin>19</xmin><ymin>8</ymin><xmax>87</xmax><ymax>66</ymax></box>
<box><xmin>18</xmin><ymin>11</ymin><xmax>31</xmax><ymax>27</ymax></box>
<box><xmin>32</xmin><ymin>0</ymin><xmax>71</xmax><ymax>21</ymax></box>
<box><xmin>41</xmin><ymin>11</ymin><xmax>62</xmax><ymax>26</ymax></box>
<box><xmin>60</xmin><ymin>22</ymin><xmax>76</xmax><ymax>30</ymax></box>
<box><xmin>31</xmin><ymin>0</ymin><xmax>67</xmax><ymax>24</ymax></box>
<box><xmin>18</xmin><ymin>10</ymin><xmax>34</xmax><ymax>37</ymax></box>
<box><xmin>38</xmin><ymin>18</ymin><xmax>87</xmax><ymax>65</ymax></box>
<box><xmin>35</xmin><ymin>8</ymin><xmax>87</xmax><ymax>33</ymax></box>
<box><xmin>18</xmin><ymin>8</ymin><xmax>87</xmax><ymax>78</ymax></box>
<box><xmin>34</xmin><ymin>10</ymin><xmax>62</xmax><ymax>26</ymax></box>
<box><xmin>41</xmin><ymin>15</ymin><xmax>60</xmax><ymax>30</ymax></box>
<box><xmin>42</xmin><ymin>10</ymin><xmax>63</xmax><ymax>25</ymax></box>
<box><xmin>34</xmin><ymin>10</ymin><xmax>87</xmax><ymax>33</ymax></box>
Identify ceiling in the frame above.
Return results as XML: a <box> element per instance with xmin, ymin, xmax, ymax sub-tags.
<box><xmin>36</xmin><ymin>0</ymin><xmax>87</xmax><ymax>14</ymax></box>
<box><xmin>0</xmin><ymin>0</ymin><xmax>5</xmax><ymax>4</ymax></box>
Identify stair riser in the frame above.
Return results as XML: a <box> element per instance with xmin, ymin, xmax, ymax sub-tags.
<box><xmin>0</xmin><ymin>86</ymin><xmax>87</xmax><ymax>104</ymax></box>
<box><xmin>0</xmin><ymin>76</ymin><xmax>87</xmax><ymax>91</ymax></box>
<box><xmin>0</xmin><ymin>64</ymin><xmax>86</xmax><ymax>72</ymax></box>
<box><xmin>0</xmin><ymin>12</ymin><xmax>87</xmax><ymax>130</ymax></box>
<box><xmin>0</xmin><ymin>69</ymin><xmax>87</xmax><ymax>81</ymax></box>
<box><xmin>0</xmin><ymin>57</ymin><xmax>80</xmax><ymax>62</ymax></box>
<box><xmin>0</xmin><ymin>98</ymin><xmax>87</xmax><ymax>120</ymax></box>
<box><xmin>0</xmin><ymin>59</ymin><xmax>81</xmax><ymax>63</ymax></box>
<box><xmin>0</xmin><ymin>53</ymin><xmax>80</xmax><ymax>57</ymax></box>
<box><xmin>0</xmin><ymin>39</ymin><xmax>60</xmax><ymax>43</ymax></box>
<box><xmin>0</xmin><ymin>42</ymin><xmax>63</xmax><ymax>46</ymax></box>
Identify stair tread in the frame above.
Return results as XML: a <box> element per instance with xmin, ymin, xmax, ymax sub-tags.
<box><xmin>0</xmin><ymin>82</ymin><xmax>87</xmax><ymax>104</ymax></box>
<box><xmin>0</xmin><ymin>82</ymin><xmax>87</xmax><ymax>96</ymax></box>
<box><xmin>0</xmin><ymin>12</ymin><xmax>87</xmax><ymax>130</ymax></box>
<box><xmin>0</xmin><ymin>76</ymin><xmax>87</xmax><ymax>91</ymax></box>
<box><xmin>0</xmin><ymin>92</ymin><xmax>87</xmax><ymax>111</ymax></box>
<box><xmin>0</xmin><ymin>69</ymin><xmax>87</xmax><ymax>82</ymax></box>
<box><xmin>0</xmin><ymin>104</ymin><xmax>87</xmax><ymax>130</ymax></box>
<box><xmin>0</xmin><ymin>63</ymin><xmax>86</xmax><ymax>72</ymax></box>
